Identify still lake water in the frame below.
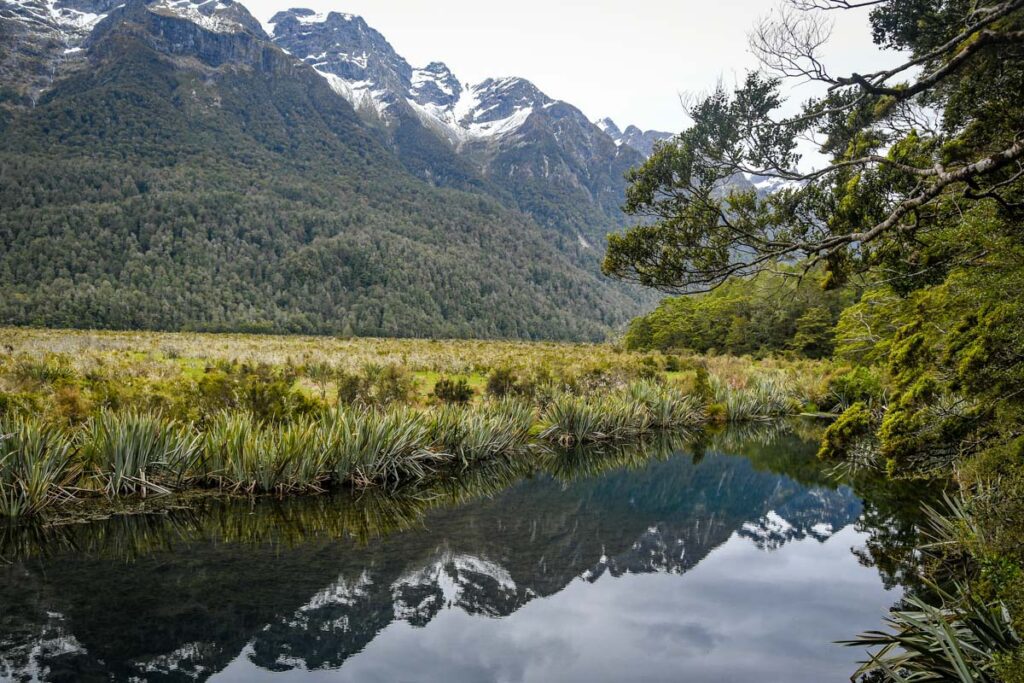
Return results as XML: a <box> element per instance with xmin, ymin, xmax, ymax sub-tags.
<box><xmin>0</xmin><ymin>425</ymin><xmax>922</xmax><ymax>682</ymax></box>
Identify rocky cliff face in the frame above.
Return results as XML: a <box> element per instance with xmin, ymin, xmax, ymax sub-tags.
<box><xmin>87</xmin><ymin>0</ymin><xmax>277</xmax><ymax>70</ymax></box>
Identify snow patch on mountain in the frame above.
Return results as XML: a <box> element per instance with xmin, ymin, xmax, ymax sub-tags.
<box><xmin>748</xmin><ymin>175</ymin><xmax>805</xmax><ymax>195</ymax></box>
<box><xmin>300</xmin><ymin>570</ymin><xmax>374</xmax><ymax>611</ymax></box>
<box><xmin>272</xmin><ymin>8</ymin><xmax>549</xmax><ymax>142</ymax></box>
<box><xmin>149</xmin><ymin>0</ymin><xmax>243</xmax><ymax>34</ymax></box>
<box><xmin>3</xmin><ymin>0</ymin><xmax>108</xmax><ymax>42</ymax></box>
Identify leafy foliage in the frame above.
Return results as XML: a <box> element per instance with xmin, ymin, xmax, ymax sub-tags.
<box><xmin>431</xmin><ymin>377</ymin><xmax>474</xmax><ymax>404</ymax></box>
<box><xmin>0</xmin><ymin>415</ymin><xmax>77</xmax><ymax>517</ymax></box>
<box><xmin>623</xmin><ymin>268</ymin><xmax>853</xmax><ymax>356</ymax></box>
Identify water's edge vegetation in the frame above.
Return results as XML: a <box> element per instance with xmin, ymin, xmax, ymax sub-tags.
<box><xmin>0</xmin><ymin>329</ymin><xmax>838</xmax><ymax>521</ymax></box>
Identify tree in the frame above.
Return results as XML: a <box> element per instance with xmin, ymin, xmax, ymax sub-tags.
<box><xmin>603</xmin><ymin>4</ymin><xmax>1024</xmax><ymax>676</ymax></box>
<box><xmin>603</xmin><ymin>0</ymin><xmax>1024</xmax><ymax>464</ymax></box>
<box><xmin>604</xmin><ymin>0</ymin><xmax>1024</xmax><ymax>294</ymax></box>
<box><xmin>789</xmin><ymin>306</ymin><xmax>834</xmax><ymax>358</ymax></box>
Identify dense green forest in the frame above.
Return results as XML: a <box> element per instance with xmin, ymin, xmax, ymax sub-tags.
<box><xmin>622</xmin><ymin>269</ymin><xmax>855</xmax><ymax>358</ymax></box>
<box><xmin>604</xmin><ymin>0</ymin><xmax>1024</xmax><ymax>678</ymax></box>
<box><xmin>0</xmin><ymin>24</ymin><xmax>644</xmax><ymax>341</ymax></box>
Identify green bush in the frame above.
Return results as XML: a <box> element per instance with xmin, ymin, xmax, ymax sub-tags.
<box><xmin>80</xmin><ymin>411</ymin><xmax>199</xmax><ymax>496</ymax></box>
<box><xmin>432</xmin><ymin>377</ymin><xmax>474</xmax><ymax>404</ymax></box>
<box><xmin>336</xmin><ymin>370</ymin><xmax>369</xmax><ymax>406</ymax></box>
<box><xmin>364</xmin><ymin>363</ymin><xmax>416</xmax><ymax>406</ymax></box>
<box><xmin>486</xmin><ymin>366</ymin><xmax>519</xmax><ymax>397</ymax></box>
<box><xmin>827</xmin><ymin>366</ymin><xmax>886</xmax><ymax>410</ymax></box>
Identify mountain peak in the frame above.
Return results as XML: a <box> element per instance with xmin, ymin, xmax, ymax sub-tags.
<box><xmin>410</xmin><ymin>61</ymin><xmax>461</xmax><ymax>108</ymax></box>
<box><xmin>268</xmin><ymin>7</ymin><xmax>360</xmax><ymax>30</ymax></box>
<box><xmin>465</xmin><ymin>76</ymin><xmax>550</xmax><ymax>125</ymax></box>
<box><xmin>595</xmin><ymin>119</ymin><xmax>672</xmax><ymax>157</ymax></box>
<box><xmin>596</xmin><ymin>117</ymin><xmax>623</xmax><ymax>138</ymax></box>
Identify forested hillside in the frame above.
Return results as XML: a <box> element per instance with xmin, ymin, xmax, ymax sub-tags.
<box><xmin>0</xmin><ymin>0</ymin><xmax>651</xmax><ymax>340</ymax></box>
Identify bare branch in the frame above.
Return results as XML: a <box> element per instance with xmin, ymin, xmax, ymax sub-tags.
<box><xmin>749</xmin><ymin>8</ymin><xmax>836</xmax><ymax>84</ymax></box>
<box><xmin>788</xmin><ymin>0</ymin><xmax>886</xmax><ymax>9</ymax></box>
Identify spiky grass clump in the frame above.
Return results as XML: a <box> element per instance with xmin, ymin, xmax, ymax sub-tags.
<box><xmin>428</xmin><ymin>399</ymin><xmax>534</xmax><ymax>465</ymax></box>
<box><xmin>200</xmin><ymin>413</ymin><xmax>328</xmax><ymax>494</ymax></box>
<box><xmin>275</xmin><ymin>418</ymin><xmax>332</xmax><ymax>492</ymax></box>
<box><xmin>0</xmin><ymin>416</ymin><xmax>77</xmax><ymax>517</ymax></box>
<box><xmin>319</xmin><ymin>408</ymin><xmax>442</xmax><ymax>488</ymax></box>
<box><xmin>539</xmin><ymin>395</ymin><xmax>651</xmax><ymax>446</ymax></box>
<box><xmin>711</xmin><ymin>374</ymin><xmax>797</xmax><ymax>422</ymax></box>
<box><xmin>628</xmin><ymin>380</ymin><xmax>705</xmax><ymax>428</ymax></box>
<box><xmin>81</xmin><ymin>411</ymin><xmax>199</xmax><ymax>497</ymax></box>
<box><xmin>844</xmin><ymin>583</ymin><xmax>1021</xmax><ymax>682</ymax></box>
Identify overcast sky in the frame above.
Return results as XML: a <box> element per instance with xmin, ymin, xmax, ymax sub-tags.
<box><xmin>243</xmin><ymin>0</ymin><xmax>898</xmax><ymax>133</ymax></box>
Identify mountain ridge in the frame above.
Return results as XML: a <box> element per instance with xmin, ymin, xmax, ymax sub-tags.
<box><xmin>0</xmin><ymin>0</ymin><xmax>665</xmax><ymax>339</ymax></box>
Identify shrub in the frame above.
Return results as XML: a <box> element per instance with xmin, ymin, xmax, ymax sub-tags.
<box><xmin>486</xmin><ymin>366</ymin><xmax>518</xmax><ymax>397</ymax></box>
<box><xmin>628</xmin><ymin>380</ymin><xmax>705</xmax><ymax>428</ymax></box>
<box><xmin>364</xmin><ymin>363</ymin><xmax>416</xmax><ymax>406</ymax></box>
<box><xmin>237</xmin><ymin>364</ymin><xmax>317</xmax><ymax>422</ymax></box>
<box><xmin>52</xmin><ymin>385</ymin><xmax>93</xmax><ymax>425</ymax></box>
<box><xmin>540</xmin><ymin>395</ymin><xmax>651</xmax><ymax>446</ymax></box>
<box><xmin>827</xmin><ymin>366</ymin><xmax>886</xmax><ymax>411</ymax></box>
<box><xmin>199</xmin><ymin>413</ymin><xmax>327</xmax><ymax>493</ymax></box>
<box><xmin>817</xmin><ymin>402</ymin><xmax>875</xmax><ymax>460</ymax></box>
<box><xmin>710</xmin><ymin>374</ymin><xmax>797</xmax><ymax>422</ymax></box>
<box><xmin>336</xmin><ymin>370</ymin><xmax>369</xmax><ymax>406</ymax></box>
<box><xmin>304</xmin><ymin>361</ymin><xmax>336</xmax><ymax>400</ymax></box>
<box><xmin>14</xmin><ymin>354</ymin><xmax>77</xmax><ymax>385</ymax></box>
<box><xmin>319</xmin><ymin>408</ymin><xmax>440</xmax><ymax>487</ymax></box>
<box><xmin>180</xmin><ymin>363</ymin><xmax>319</xmax><ymax>423</ymax></box>
<box><xmin>428</xmin><ymin>400</ymin><xmax>534</xmax><ymax>465</ymax></box>
<box><xmin>432</xmin><ymin>377</ymin><xmax>474</xmax><ymax>404</ymax></box>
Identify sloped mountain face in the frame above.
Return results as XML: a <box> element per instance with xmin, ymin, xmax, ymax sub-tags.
<box><xmin>0</xmin><ymin>0</ymin><xmax>647</xmax><ymax>339</ymax></box>
<box><xmin>596</xmin><ymin>117</ymin><xmax>673</xmax><ymax>157</ymax></box>
<box><xmin>268</xmin><ymin>8</ymin><xmax>653</xmax><ymax>256</ymax></box>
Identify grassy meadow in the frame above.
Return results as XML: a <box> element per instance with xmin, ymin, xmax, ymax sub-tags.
<box><xmin>0</xmin><ymin>327</ymin><xmax>841</xmax><ymax>519</ymax></box>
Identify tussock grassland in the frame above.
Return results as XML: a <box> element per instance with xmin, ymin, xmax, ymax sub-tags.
<box><xmin>0</xmin><ymin>327</ymin><xmax>837</xmax><ymax>518</ymax></box>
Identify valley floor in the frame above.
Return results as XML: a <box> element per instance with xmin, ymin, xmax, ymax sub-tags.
<box><xmin>0</xmin><ymin>326</ymin><xmax>835</xmax><ymax>520</ymax></box>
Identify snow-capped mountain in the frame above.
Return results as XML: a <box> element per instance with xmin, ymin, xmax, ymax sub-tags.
<box><xmin>267</xmin><ymin>8</ymin><xmax>656</xmax><ymax>253</ymax></box>
<box><xmin>144</xmin><ymin>0</ymin><xmax>266</xmax><ymax>36</ymax></box>
<box><xmin>596</xmin><ymin>117</ymin><xmax>673</xmax><ymax>157</ymax></box>
<box><xmin>0</xmin><ymin>0</ymin><xmax>271</xmax><ymax>104</ymax></box>
<box><xmin>0</xmin><ymin>0</ymin><xmax>654</xmax><ymax>339</ymax></box>
<box><xmin>270</xmin><ymin>8</ymin><xmax>623</xmax><ymax>149</ymax></box>
<box><xmin>2</xmin><ymin>0</ymin><xmax>668</xmax><ymax>259</ymax></box>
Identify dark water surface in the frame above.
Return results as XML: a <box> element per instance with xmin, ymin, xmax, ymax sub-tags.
<box><xmin>0</xmin><ymin>425</ymin><xmax>923</xmax><ymax>682</ymax></box>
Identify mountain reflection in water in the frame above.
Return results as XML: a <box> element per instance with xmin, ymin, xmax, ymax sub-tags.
<box><xmin>0</xmin><ymin>423</ymin><xmax>924</xmax><ymax>682</ymax></box>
